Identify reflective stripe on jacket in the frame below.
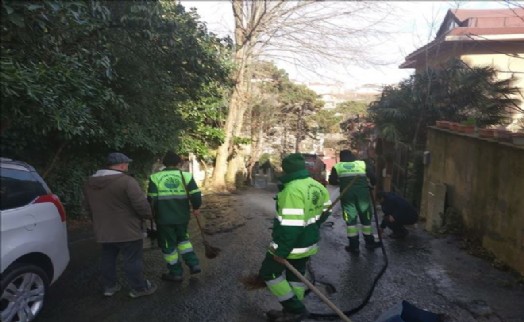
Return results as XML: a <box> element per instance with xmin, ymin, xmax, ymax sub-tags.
<box><xmin>270</xmin><ymin>177</ymin><xmax>331</xmax><ymax>259</ymax></box>
<box><xmin>333</xmin><ymin>161</ymin><xmax>369</xmax><ymax>191</ymax></box>
<box><xmin>148</xmin><ymin>168</ymin><xmax>201</xmax><ymax>225</ymax></box>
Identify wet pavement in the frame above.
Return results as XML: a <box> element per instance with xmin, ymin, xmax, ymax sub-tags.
<box><xmin>38</xmin><ymin>186</ymin><xmax>524</xmax><ymax>322</ymax></box>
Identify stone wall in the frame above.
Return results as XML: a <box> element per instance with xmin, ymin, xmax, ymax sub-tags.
<box><xmin>421</xmin><ymin>127</ymin><xmax>524</xmax><ymax>274</ymax></box>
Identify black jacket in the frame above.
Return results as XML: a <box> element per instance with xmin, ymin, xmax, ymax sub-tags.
<box><xmin>380</xmin><ymin>192</ymin><xmax>418</xmax><ymax>228</ymax></box>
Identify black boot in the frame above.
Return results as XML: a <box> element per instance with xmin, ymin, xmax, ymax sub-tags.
<box><xmin>266</xmin><ymin>309</ymin><xmax>309</xmax><ymax>322</ymax></box>
<box><xmin>345</xmin><ymin>236</ymin><xmax>360</xmax><ymax>255</ymax></box>
<box><xmin>390</xmin><ymin>227</ymin><xmax>409</xmax><ymax>239</ymax></box>
<box><xmin>275</xmin><ymin>310</ymin><xmax>309</xmax><ymax>322</ymax></box>
<box><xmin>364</xmin><ymin>234</ymin><xmax>382</xmax><ymax>250</ymax></box>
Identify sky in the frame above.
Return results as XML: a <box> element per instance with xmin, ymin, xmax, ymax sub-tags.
<box><xmin>179</xmin><ymin>1</ymin><xmax>515</xmax><ymax>89</ymax></box>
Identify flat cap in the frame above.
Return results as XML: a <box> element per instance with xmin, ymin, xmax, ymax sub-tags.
<box><xmin>106</xmin><ymin>152</ymin><xmax>132</xmax><ymax>165</ymax></box>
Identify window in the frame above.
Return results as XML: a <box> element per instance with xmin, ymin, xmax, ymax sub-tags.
<box><xmin>0</xmin><ymin>168</ymin><xmax>48</xmax><ymax>210</ymax></box>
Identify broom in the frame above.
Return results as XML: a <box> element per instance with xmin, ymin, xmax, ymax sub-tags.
<box><xmin>195</xmin><ymin>213</ymin><xmax>221</xmax><ymax>259</ymax></box>
<box><xmin>180</xmin><ymin>170</ymin><xmax>221</xmax><ymax>259</ymax></box>
<box><xmin>240</xmin><ymin>176</ymin><xmax>359</xmax><ymax>290</ymax></box>
<box><xmin>283</xmin><ymin>259</ymin><xmax>353</xmax><ymax>322</ymax></box>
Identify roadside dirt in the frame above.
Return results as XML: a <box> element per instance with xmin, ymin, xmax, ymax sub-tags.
<box><xmin>199</xmin><ymin>191</ymin><xmax>247</xmax><ymax>235</ymax></box>
<box><xmin>66</xmin><ymin>191</ymin><xmax>247</xmax><ymax>242</ymax></box>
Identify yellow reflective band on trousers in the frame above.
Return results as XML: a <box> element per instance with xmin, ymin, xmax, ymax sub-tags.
<box><xmin>347</xmin><ymin>225</ymin><xmax>358</xmax><ymax>237</ymax></box>
<box><xmin>177</xmin><ymin>240</ymin><xmax>194</xmax><ymax>254</ymax></box>
<box><xmin>163</xmin><ymin>248</ymin><xmax>179</xmax><ymax>265</ymax></box>
<box><xmin>362</xmin><ymin>225</ymin><xmax>372</xmax><ymax>235</ymax></box>
<box><xmin>290</xmin><ymin>281</ymin><xmax>307</xmax><ymax>301</ymax></box>
<box><xmin>265</xmin><ymin>275</ymin><xmax>295</xmax><ymax>302</ymax></box>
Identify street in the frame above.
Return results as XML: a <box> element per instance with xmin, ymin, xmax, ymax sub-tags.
<box><xmin>38</xmin><ymin>186</ymin><xmax>524</xmax><ymax>322</ymax></box>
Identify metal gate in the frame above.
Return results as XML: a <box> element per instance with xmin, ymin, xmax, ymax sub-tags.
<box><xmin>390</xmin><ymin>141</ymin><xmax>411</xmax><ymax>197</ymax></box>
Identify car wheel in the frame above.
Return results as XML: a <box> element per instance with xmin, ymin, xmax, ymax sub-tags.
<box><xmin>1</xmin><ymin>264</ymin><xmax>49</xmax><ymax>322</ymax></box>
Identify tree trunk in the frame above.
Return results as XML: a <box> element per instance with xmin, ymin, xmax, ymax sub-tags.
<box><xmin>210</xmin><ymin>0</ymin><xmax>248</xmax><ymax>190</ymax></box>
<box><xmin>42</xmin><ymin>142</ymin><xmax>67</xmax><ymax>179</ymax></box>
<box><xmin>225</xmin><ymin>60</ymin><xmax>255</xmax><ymax>186</ymax></box>
<box><xmin>245</xmin><ymin>123</ymin><xmax>265</xmax><ymax>184</ymax></box>
<box><xmin>211</xmin><ymin>91</ymin><xmax>240</xmax><ymax>190</ymax></box>
<box><xmin>200</xmin><ymin>159</ymin><xmax>211</xmax><ymax>187</ymax></box>
<box><xmin>295</xmin><ymin>104</ymin><xmax>305</xmax><ymax>153</ymax></box>
<box><xmin>224</xmin><ymin>66</ymin><xmax>250</xmax><ymax>186</ymax></box>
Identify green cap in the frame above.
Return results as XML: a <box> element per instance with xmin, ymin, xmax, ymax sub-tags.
<box><xmin>282</xmin><ymin>153</ymin><xmax>306</xmax><ymax>174</ymax></box>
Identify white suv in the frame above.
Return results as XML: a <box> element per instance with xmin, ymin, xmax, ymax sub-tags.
<box><xmin>1</xmin><ymin>158</ymin><xmax>70</xmax><ymax>322</ymax></box>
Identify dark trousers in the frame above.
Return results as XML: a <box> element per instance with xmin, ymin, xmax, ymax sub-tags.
<box><xmin>383</xmin><ymin>220</ymin><xmax>408</xmax><ymax>235</ymax></box>
<box><xmin>385</xmin><ymin>213</ymin><xmax>418</xmax><ymax>235</ymax></box>
<box><xmin>100</xmin><ymin>239</ymin><xmax>147</xmax><ymax>291</ymax></box>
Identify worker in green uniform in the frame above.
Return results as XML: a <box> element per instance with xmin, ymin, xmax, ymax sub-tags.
<box><xmin>259</xmin><ymin>153</ymin><xmax>332</xmax><ymax>322</ymax></box>
<box><xmin>148</xmin><ymin>151</ymin><xmax>202</xmax><ymax>282</ymax></box>
<box><xmin>328</xmin><ymin>149</ymin><xmax>381</xmax><ymax>254</ymax></box>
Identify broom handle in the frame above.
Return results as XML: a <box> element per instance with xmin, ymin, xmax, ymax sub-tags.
<box><xmin>179</xmin><ymin>170</ymin><xmax>207</xmax><ymax>243</ymax></box>
<box><xmin>178</xmin><ymin>170</ymin><xmax>206</xmax><ymax>235</ymax></box>
<box><xmin>194</xmin><ymin>213</ymin><xmax>208</xmax><ymax>243</ymax></box>
<box><xmin>282</xmin><ymin>260</ymin><xmax>352</xmax><ymax>322</ymax></box>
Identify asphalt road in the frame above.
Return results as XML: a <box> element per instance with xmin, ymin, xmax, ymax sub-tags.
<box><xmin>38</xmin><ymin>186</ymin><xmax>524</xmax><ymax>322</ymax></box>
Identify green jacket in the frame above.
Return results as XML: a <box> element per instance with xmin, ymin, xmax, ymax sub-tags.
<box><xmin>147</xmin><ymin>167</ymin><xmax>201</xmax><ymax>225</ymax></box>
<box><xmin>329</xmin><ymin>160</ymin><xmax>374</xmax><ymax>193</ymax></box>
<box><xmin>270</xmin><ymin>177</ymin><xmax>331</xmax><ymax>259</ymax></box>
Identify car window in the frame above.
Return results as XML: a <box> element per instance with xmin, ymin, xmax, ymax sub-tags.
<box><xmin>0</xmin><ymin>168</ymin><xmax>48</xmax><ymax>210</ymax></box>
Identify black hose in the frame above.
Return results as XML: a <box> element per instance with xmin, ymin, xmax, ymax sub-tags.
<box><xmin>308</xmin><ymin>188</ymin><xmax>389</xmax><ymax>320</ymax></box>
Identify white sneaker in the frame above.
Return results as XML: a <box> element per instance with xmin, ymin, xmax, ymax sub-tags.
<box><xmin>103</xmin><ymin>284</ymin><xmax>121</xmax><ymax>297</ymax></box>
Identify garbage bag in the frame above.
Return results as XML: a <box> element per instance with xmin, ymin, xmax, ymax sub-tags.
<box><xmin>375</xmin><ymin>300</ymin><xmax>442</xmax><ymax>322</ymax></box>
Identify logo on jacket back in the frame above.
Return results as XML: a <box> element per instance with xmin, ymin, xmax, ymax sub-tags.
<box><xmin>163</xmin><ymin>177</ymin><xmax>180</xmax><ymax>189</ymax></box>
<box><xmin>311</xmin><ymin>190</ymin><xmax>320</xmax><ymax>205</ymax></box>
<box><xmin>308</xmin><ymin>183</ymin><xmax>321</xmax><ymax>205</ymax></box>
<box><xmin>343</xmin><ymin>163</ymin><xmax>355</xmax><ymax>170</ymax></box>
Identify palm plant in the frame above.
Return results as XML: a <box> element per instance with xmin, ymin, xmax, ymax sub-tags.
<box><xmin>369</xmin><ymin>59</ymin><xmax>521</xmax><ymax>148</ymax></box>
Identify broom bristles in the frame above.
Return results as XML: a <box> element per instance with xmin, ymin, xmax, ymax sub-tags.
<box><xmin>240</xmin><ymin>274</ymin><xmax>266</xmax><ymax>290</ymax></box>
<box><xmin>204</xmin><ymin>242</ymin><xmax>221</xmax><ymax>259</ymax></box>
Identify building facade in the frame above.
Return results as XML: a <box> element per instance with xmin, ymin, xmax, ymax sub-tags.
<box><xmin>400</xmin><ymin>8</ymin><xmax>524</xmax><ymax>130</ymax></box>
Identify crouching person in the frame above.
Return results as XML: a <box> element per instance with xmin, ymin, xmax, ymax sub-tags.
<box><xmin>377</xmin><ymin>191</ymin><xmax>418</xmax><ymax>239</ymax></box>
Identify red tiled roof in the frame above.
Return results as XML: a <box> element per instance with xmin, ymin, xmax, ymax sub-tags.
<box><xmin>452</xmin><ymin>8</ymin><xmax>524</xmax><ymax>20</ymax></box>
<box><xmin>401</xmin><ymin>8</ymin><xmax>524</xmax><ymax>69</ymax></box>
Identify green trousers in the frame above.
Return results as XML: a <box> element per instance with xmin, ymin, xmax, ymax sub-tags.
<box><xmin>342</xmin><ymin>188</ymin><xmax>373</xmax><ymax>237</ymax></box>
<box><xmin>157</xmin><ymin>223</ymin><xmax>199</xmax><ymax>275</ymax></box>
<box><xmin>259</xmin><ymin>252</ymin><xmax>308</xmax><ymax>314</ymax></box>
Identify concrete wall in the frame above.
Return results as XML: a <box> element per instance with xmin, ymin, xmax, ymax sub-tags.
<box><xmin>421</xmin><ymin>127</ymin><xmax>524</xmax><ymax>274</ymax></box>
